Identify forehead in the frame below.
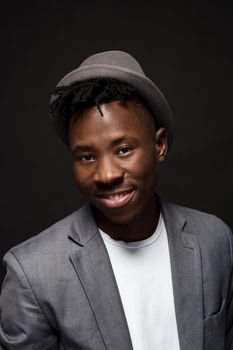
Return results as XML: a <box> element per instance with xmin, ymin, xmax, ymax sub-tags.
<box><xmin>68</xmin><ymin>100</ymin><xmax>154</xmax><ymax>146</ymax></box>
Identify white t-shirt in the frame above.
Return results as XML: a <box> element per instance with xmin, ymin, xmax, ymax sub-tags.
<box><xmin>99</xmin><ymin>214</ymin><xmax>180</xmax><ymax>350</ymax></box>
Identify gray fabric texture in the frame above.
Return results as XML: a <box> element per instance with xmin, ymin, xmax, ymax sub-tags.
<box><xmin>0</xmin><ymin>200</ymin><xmax>233</xmax><ymax>350</ymax></box>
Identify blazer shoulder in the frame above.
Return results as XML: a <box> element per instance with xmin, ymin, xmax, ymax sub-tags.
<box><xmin>2</xmin><ymin>206</ymin><xmax>93</xmax><ymax>293</ymax></box>
<box><xmin>162</xmin><ymin>200</ymin><xmax>232</xmax><ymax>246</ymax></box>
<box><xmin>6</xmin><ymin>208</ymin><xmax>81</xmax><ymax>263</ymax></box>
<box><xmin>162</xmin><ymin>200</ymin><xmax>233</xmax><ymax>267</ymax></box>
<box><xmin>163</xmin><ymin>200</ymin><xmax>231</xmax><ymax>232</ymax></box>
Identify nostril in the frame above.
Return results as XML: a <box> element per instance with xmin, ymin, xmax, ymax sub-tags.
<box><xmin>94</xmin><ymin>167</ymin><xmax>124</xmax><ymax>184</ymax></box>
<box><xmin>94</xmin><ymin>172</ymin><xmax>124</xmax><ymax>187</ymax></box>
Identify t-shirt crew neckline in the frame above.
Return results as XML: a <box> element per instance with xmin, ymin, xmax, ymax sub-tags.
<box><xmin>99</xmin><ymin>213</ymin><xmax>163</xmax><ymax>249</ymax></box>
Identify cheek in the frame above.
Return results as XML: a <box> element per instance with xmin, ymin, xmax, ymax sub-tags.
<box><xmin>126</xmin><ymin>150</ymin><xmax>158</xmax><ymax>182</ymax></box>
<box><xmin>72</xmin><ymin>164</ymin><xmax>93</xmax><ymax>192</ymax></box>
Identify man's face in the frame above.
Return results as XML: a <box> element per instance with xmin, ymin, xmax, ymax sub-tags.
<box><xmin>69</xmin><ymin>100</ymin><xmax>167</xmax><ymax>227</ymax></box>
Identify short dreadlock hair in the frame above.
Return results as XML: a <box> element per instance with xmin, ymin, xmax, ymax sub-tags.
<box><xmin>49</xmin><ymin>78</ymin><xmax>157</xmax><ymax>135</ymax></box>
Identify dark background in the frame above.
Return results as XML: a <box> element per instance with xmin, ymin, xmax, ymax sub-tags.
<box><xmin>1</xmin><ymin>0</ymin><xmax>232</xmax><ymax>285</ymax></box>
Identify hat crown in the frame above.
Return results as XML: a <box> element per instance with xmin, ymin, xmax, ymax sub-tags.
<box><xmin>79</xmin><ymin>50</ymin><xmax>145</xmax><ymax>76</ymax></box>
<box><xmin>51</xmin><ymin>50</ymin><xmax>174</xmax><ymax>148</ymax></box>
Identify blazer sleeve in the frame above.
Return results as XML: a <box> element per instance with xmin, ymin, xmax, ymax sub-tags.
<box><xmin>0</xmin><ymin>252</ymin><xmax>58</xmax><ymax>350</ymax></box>
<box><xmin>226</xmin><ymin>224</ymin><xmax>233</xmax><ymax>350</ymax></box>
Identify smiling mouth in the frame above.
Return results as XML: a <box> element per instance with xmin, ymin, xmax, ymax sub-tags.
<box><xmin>95</xmin><ymin>189</ymin><xmax>135</xmax><ymax>208</ymax></box>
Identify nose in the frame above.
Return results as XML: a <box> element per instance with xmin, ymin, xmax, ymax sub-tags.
<box><xmin>93</xmin><ymin>155</ymin><xmax>124</xmax><ymax>186</ymax></box>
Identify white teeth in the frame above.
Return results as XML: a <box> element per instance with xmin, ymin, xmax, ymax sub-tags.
<box><xmin>108</xmin><ymin>193</ymin><xmax>125</xmax><ymax>200</ymax></box>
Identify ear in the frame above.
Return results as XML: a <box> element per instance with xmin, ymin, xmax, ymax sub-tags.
<box><xmin>155</xmin><ymin>127</ymin><xmax>168</xmax><ymax>162</ymax></box>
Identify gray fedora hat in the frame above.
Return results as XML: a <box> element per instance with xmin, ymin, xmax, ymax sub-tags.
<box><xmin>50</xmin><ymin>50</ymin><xmax>174</xmax><ymax>147</ymax></box>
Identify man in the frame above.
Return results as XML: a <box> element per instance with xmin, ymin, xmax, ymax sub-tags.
<box><xmin>0</xmin><ymin>51</ymin><xmax>232</xmax><ymax>350</ymax></box>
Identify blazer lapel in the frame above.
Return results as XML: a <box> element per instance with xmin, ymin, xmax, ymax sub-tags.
<box><xmin>161</xmin><ymin>201</ymin><xmax>204</xmax><ymax>350</ymax></box>
<box><xmin>68</xmin><ymin>203</ymin><xmax>133</xmax><ymax>350</ymax></box>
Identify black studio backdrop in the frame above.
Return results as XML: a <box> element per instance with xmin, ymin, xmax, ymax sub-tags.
<box><xmin>0</xmin><ymin>0</ymin><xmax>233</xmax><ymax>284</ymax></box>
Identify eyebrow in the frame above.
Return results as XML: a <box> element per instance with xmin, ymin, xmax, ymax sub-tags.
<box><xmin>71</xmin><ymin>136</ymin><xmax>138</xmax><ymax>155</ymax></box>
<box><xmin>110</xmin><ymin>136</ymin><xmax>137</xmax><ymax>146</ymax></box>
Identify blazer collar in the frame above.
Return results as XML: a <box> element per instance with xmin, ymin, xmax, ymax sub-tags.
<box><xmin>68</xmin><ymin>202</ymin><xmax>99</xmax><ymax>246</ymax></box>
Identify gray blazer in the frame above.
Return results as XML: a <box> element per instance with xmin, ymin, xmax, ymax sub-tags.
<box><xmin>0</xmin><ymin>200</ymin><xmax>233</xmax><ymax>350</ymax></box>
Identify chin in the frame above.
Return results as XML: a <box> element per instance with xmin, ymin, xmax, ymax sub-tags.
<box><xmin>102</xmin><ymin>209</ymin><xmax>142</xmax><ymax>227</ymax></box>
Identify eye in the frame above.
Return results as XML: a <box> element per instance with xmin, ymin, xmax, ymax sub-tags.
<box><xmin>79</xmin><ymin>154</ymin><xmax>95</xmax><ymax>162</ymax></box>
<box><xmin>118</xmin><ymin>146</ymin><xmax>132</xmax><ymax>156</ymax></box>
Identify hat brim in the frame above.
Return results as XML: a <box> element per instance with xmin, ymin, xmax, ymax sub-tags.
<box><xmin>50</xmin><ymin>64</ymin><xmax>174</xmax><ymax>148</ymax></box>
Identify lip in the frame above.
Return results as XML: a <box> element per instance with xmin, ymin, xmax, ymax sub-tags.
<box><xmin>95</xmin><ymin>189</ymin><xmax>135</xmax><ymax>209</ymax></box>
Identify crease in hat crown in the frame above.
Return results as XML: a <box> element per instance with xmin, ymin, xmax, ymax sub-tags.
<box><xmin>50</xmin><ymin>50</ymin><xmax>174</xmax><ymax>148</ymax></box>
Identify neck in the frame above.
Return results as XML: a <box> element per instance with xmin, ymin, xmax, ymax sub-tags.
<box><xmin>93</xmin><ymin>196</ymin><xmax>160</xmax><ymax>242</ymax></box>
